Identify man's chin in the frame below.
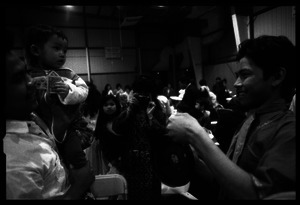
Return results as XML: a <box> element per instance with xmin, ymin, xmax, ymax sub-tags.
<box><xmin>234</xmin><ymin>97</ymin><xmax>250</xmax><ymax>111</ymax></box>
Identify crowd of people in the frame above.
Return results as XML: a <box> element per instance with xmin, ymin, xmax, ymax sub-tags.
<box><xmin>4</xmin><ymin>24</ymin><xmax>296</xmax><ymax>200</ymax></box>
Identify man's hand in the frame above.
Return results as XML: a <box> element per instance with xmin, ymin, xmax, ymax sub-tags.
<box><xmin>166</xmin><ymin>112</ymin><xmax>204</xmax><ymax>144</ymax></box>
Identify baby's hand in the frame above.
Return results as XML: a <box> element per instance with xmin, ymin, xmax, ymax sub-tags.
<box><xmin>53</xmin><ymin>82</ymin><xmax>70</xmax><ymax>99</ymax></box>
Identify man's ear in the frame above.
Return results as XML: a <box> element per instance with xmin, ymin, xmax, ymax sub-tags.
<box><xmin>271</xmin><ymin>67</ymin><xmax>286</xmax><ymax>87</ymax></box>
<box><xmin>30</xmin><ymin>44</ymin><xmax>40</xmax><ymax>57</ymax></box>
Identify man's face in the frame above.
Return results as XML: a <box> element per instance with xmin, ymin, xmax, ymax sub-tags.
<box><xmin>6</xmin><ymin>52</ymin><xmax>37</xmax><ymax>120</ymax></box>
<box><xmin>234</xmin><ymin>57</ymin><xmax>273</xmax><ymax>111</ymax></box>
<box><xmin>38</xmin><ymin>34</ymin><xmax>67</xmax><ymax>69</ymax></box>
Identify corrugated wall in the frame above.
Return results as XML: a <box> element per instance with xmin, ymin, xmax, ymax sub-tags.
<box><xmin>254</xmin><ymin>6</ymin><xmax>296</xmax><ymax>45</ymax></box>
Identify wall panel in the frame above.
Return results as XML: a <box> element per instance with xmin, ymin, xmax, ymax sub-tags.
<box><xmin>254</xmin><ymin>6</ymin><xmax>295</xmax><ymax>44</ymax></box>
<box><xmin>88</xmin><ymin>29</ymin><xmax>121</xmax><ymax>47</ymax></box>
<box><xmin>65</xmin><ymin>49</ymin><xmax>88</xmax><ymax>74</ymax></box>
<box><xmin>61</xmin><ymin>28</ymin><xmax>86</xmax><ymax>47</ymax></box>
<box><xmin>89</xmin><ymin>49</ymin><xmax>137</xmax><ymax>73</ymax></box>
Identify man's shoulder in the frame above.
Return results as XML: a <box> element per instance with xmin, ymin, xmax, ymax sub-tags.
<box><xmin>270</xmin><ymin>110</ymin><xmax>296</xmax><ymax>139</ymax></box>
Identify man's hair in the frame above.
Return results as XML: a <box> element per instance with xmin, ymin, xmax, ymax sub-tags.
<box><xmin>24</xmin><ymin>24</ymin><xmax>68</xmax><ymax>65</ymax></box>
<box><xmin>236</xmin><ymin>35</ymin><xmax>296</xmax><ymax>102</ymax></box>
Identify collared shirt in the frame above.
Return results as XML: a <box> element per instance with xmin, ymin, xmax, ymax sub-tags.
<box><xmin>4</xmin><ymin>120</ymin><xmax>69</xmax><ymax>199</ymax></box>
<box><xmin>236</xmin><ymin>99</ymin><xmax>296</xmax><ymax>199</ymax></box>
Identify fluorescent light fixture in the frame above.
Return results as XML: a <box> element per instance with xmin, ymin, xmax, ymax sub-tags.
<box><xmin>65</xmin><ymin>5</ymin><xmax>74</xmax><ymax>8</ymax></box>
<box><xmin>232</xmin><ymin>14</ymin><xmax>240</xmax><ymax>51</ymax></box>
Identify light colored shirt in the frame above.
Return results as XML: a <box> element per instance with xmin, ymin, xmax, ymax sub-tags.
<box><xmin>289</xmin><ymin>94</ymin><xmax>296</xmax><ymax>114</ymax></box>
<box><xmin>59</xmin><ymin>73</ymin><xmax>88</xmax><ymax>105</ymax></box>
<box><xmin>4</xmin><ymin>120</ymin><xmax>69</xmax><ymax>199</ymax></box>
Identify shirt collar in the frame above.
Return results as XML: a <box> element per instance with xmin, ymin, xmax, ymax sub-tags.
<box><xmin>250</xmin><ymin>98</ymin><xmax>287</xmax><ymax>116</ymax></box>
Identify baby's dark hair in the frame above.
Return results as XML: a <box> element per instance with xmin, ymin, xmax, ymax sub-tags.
<box><xmin>24</xmin><ymin>24</ymin><xmax>68</xmax><ymax>65</ymax></box>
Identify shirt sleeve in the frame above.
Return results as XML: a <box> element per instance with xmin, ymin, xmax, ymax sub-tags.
<box><xmin>6</xmin><ymin>164</ymin><xmax>44</xmax><ymax>199</ymax></box>
<box><xmin>59</xmin><ymin>76</ymin><xmax>89</xmax><ymax>105</ymax></box>
<box><xmin>5</xmin><ymin>135</ymin><xmax>49</xmax><ymax>199</ymax></box>
<box><xmin>5</xmin><ymin>131</ymin><xmax>68</xmax><ymax>199</ymax></box>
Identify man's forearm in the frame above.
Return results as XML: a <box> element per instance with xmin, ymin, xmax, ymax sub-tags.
<box><xmin>188</xmin><ymin>129</ymin><xmax>258</xmax><ymax>199</ymax></box>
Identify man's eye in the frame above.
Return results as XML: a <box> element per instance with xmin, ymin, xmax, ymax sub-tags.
<box><xmin>236</xmin><ymin>71</ymin><xmax>251</xmax><ymax>79</ymax></box>
<box><xmin>240</xmin><ymin>73</ymin><xmax>250</xmax><ymax>79</ymax></box>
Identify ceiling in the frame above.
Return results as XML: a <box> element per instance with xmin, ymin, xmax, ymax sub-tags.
<box><xmin>39</xmin><ymin>5</ymin><xmax>220</xmax><ymax>27</ymax></box>
<box><xmin>10</xmin><ymin>5</ymin><xmax>259</xmax><ymax>29</ymax></box>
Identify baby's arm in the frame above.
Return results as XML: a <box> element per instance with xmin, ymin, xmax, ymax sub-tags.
<box><xmin>58</xmin><ymin>77</ymin><xmax>88</xmax><ymax>105</ymax></box>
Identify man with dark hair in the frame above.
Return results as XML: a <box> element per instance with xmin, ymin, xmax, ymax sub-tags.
<box><xmin>166</xmin><ymin>35</ymin><xmax>295</xmax><ymax>199</ymax></box>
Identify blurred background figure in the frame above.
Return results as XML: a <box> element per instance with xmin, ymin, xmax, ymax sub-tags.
<box><xmin>102</xmin><ymin>83</ymin><xmax>113</xmax><ymax>97</ymax></box>
<box><xmin>163</xmin><ymin>83</ymin><xmax>176</xmax><ymax>99</ymax></box>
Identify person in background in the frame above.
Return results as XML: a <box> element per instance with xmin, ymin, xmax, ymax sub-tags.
<box><xmin>117</xmin><ymin>91</ymin><xmax>130</xmax><ymax>112</ymax></box>
<box><xmin>109</xmin><ymin>75</ymin><xmax>168</xmax><ymax>200</ymax></box>
<box><xmin>102</xmin><ymin>83</ymin><xmax>114</xmax><ymax>97</ymax></box>
<box><xmin>162</xmin><ymin>83</ymin><xmax>176</xmax><ymax>99</ymax></box>
<box><xmin>81</xmin><ymin>80</ymin><xmax>102</xmax><ymax>130</ymax></box>
<box><xmin>24</xmin><ymin>24</ymin><xmax>91</xmax><ymax>171</ymax></box>
<box><xmin>114</xmin><ymin>83</ymin><xmax>123</xmax><ymax>97</ymax></box>
<box><xmin>93</xmin><ymin>94</ymin><xmax>124</xmax><ymax>175</ymax></box>
<box><xmin>4</xmin><ymin>30</ymin><xmax>94</xmax><ymax>199</ymax></box>
<box><xmin>209</xmin><ymin>90</ymin><xmax>223</xmax><ymax>110</ymax></box>
<box><xmin>220</xmin><ymin>78</ymin><xmax>232</xmax><ymax>108</ymax></box>
<box><xmin>124</xmin><ymin>84</ymin><xmax>132</xmax><ymax>95</ymax></box>
<box><xmin>212</xmin><ymin>77</ymin><xmax>222</xmax><ymax>98</ymax></box>
<box><xmin>166</xmin><ymin>35</ymin><xmax>295</xmax><ymax>199</ymax></box>
<box><xmin>207</xmin><ymin>89</ymin><xmax>223</xmax><ymax>126</ymax></box>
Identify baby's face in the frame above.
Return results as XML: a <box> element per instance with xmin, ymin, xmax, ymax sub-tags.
<box><xmin>103</xmin><ymin>99</ymin><xmax>117</xmax><ymax>115</ymax></box>
<box><xmin>39</xmin><ymin>34</ymin><xmax>68</xmax><ymax>70</ymax></box>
